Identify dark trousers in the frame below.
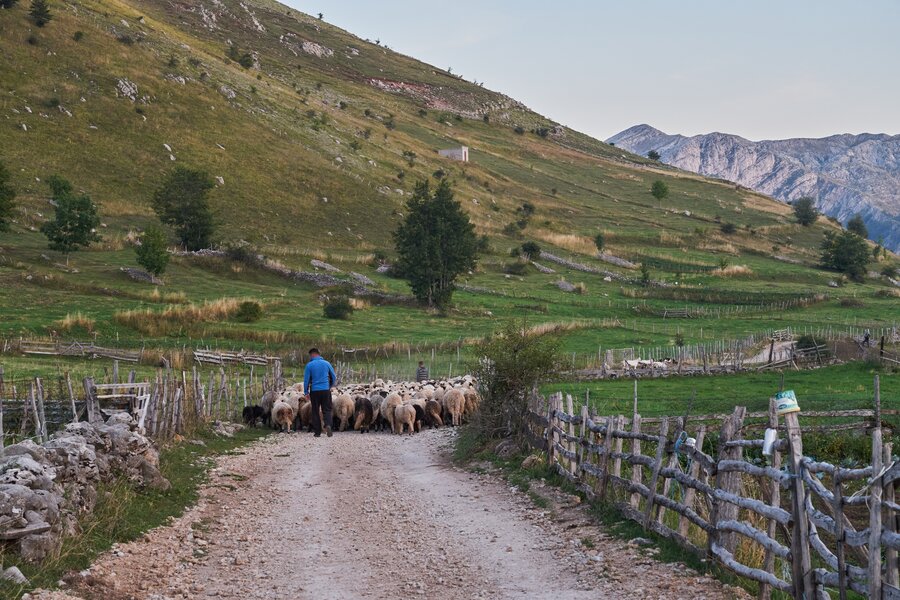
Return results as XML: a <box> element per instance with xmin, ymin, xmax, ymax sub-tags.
<box><xmin>309</xmin><ymin>389</ymin><xmax>333</xmax><ymax>435</ymax></box>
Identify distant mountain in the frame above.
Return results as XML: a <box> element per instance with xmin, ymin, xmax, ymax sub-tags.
<box><xmin>607</xmin><ymin>125</ymin><xmax>900</xmax><ymax>251</ymax></box>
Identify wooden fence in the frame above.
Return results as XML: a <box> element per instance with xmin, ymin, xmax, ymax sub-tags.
<box><xmin>0</xmin><ymin>360</ymin><xmax>286</xmax><ymax>446</ymax></box>
<box><xmin>526</xmin><ymin>380</ymin><xmax>898</xmax><ymax>599</ymax></box>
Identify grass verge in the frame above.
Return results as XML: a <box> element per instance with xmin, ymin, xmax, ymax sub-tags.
<box><xmin>0</xmin><ymin>426</ymin><xmax>270</xmax><ymax>599</ymax></box>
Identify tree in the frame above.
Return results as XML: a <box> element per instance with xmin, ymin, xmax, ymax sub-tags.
<box><xmin>647</xmin><ymin>149</ymin><xmax>661</xmax><ymax>161</ymax></box>
<box><xmin>394</xmin><ymin>179</ymin><xmax>478</xmax><ymax>308</ymax></box>
<box><xmin>650</xmin><ymin>180</ymin><xmax>669</xmax><ymax>202</ymax></box>
<box><xmin>317</xmin><ymin>12</ymin><xmax>323</xmax><ymax>20</ymax></box>
<box><xmin>820</xmin><ymin>230</ymin><xmax>870</xmax><ymax>281</ymax></box>
<box><xmin>152</xmin><ymin>167</ymin><xmax>215</xmax><ymax>251</ymax></box>
<box><xmin>0</xmin><ymin>161</ymin><xmax>16</xmax><ymax>232</ymax></box>
<box><xmin>594</xmin><ymin>233</ymin><xmax>605</xmax><ymax>253</ymax></box>
<box><xmin>40</xmin><ymin>177</ymin><xmax>100</xmax><ymax>264</ymax></box>
<box><xmin>792</xmin><ymin>197</ymin><xmax>818</xmax><ymax>226</ymax></box>
<box><xmin>134</xmin><ymin>224</ymin><xmax>170</xmax><ymax>276</ymax></box>
<box><xmin>29</xmin><ymin>0</ymin><xmax>51</xmax><ymax>26</ymax></box>
<box><xmin>846</xmin><ymin>213</ymin><xmax>868</xmax><ymax>238</ymax></box>
<box><xmin>520</xmin><ymin>241</ymin><xmax>541</xmax><ymax>259</ymax></box>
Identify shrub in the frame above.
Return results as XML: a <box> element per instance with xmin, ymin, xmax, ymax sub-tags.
<box><xmin>339</xmin><ymin>101</ymin><xmax>348</xmax><ymax>110</ymax></box>
<box><xmin>647</xmin><ymin>149</ymin><xmax>660</xmax><ymax>161</ymax></box>
<box><xmin>73</xmin><ymin>31</ymin><xmax>84</xmax><ymax>42</ymax></box>
<box><xmin>466</xmin><ymin>322</ymin><xmax>560</xmax><ymax>448</ymax></box>
<box><xmin>594</xmin><ymin>233</ymin><xmax>605</xmax><ymax>253</ymax></box>
<box><xmin>520</xmin><ymin>241</ymin><xmax>541</xmax><ymax>259</ymax></box>
<box><xmin>417</xmin><ymin>108</ymin><xmax>427</xmax><ymax>117</ymax></box>
<box><xmin>504</xmin><ymin>261</ymin><xmax>529</xmax><ymax>276</ymax></box>
<box><xmin>513</xmin><ymin>126</ymin><xmax>525</xmax><ymax>135</ymax></box>
<box><xmin>792</xmin><ymin>197</ymin><xmax>818</xmax><ymax>226</ymax></box>
<box><xmin>720</xmin><ymin>222</ymin><xmax>737</xmax><ymax>234</ymax></box>
<box><xmin>839</xmin><ymin>298</ymin><xmax>864</xmax><ymax>308</ymax></box>
<box><xmin>117</xmin><ymin>34</ymin><xmax>135</xmax><ymax>45</ymax></box>
<box><xmin>640</xmin><ymin>263</ymin><xmax>651</xmax><ymax>285</ymax></box>
<box><xmin>881</xmin><ymin>264</ymin><xmax>898</xmax><ymax>279</ymax></box>
<box><xmin>235</xmin><ymin>300</ymin><xmax>263</xmax><ymax>322</ymax></box>
<box><xmin>135</xmin><ymin>224</ymin><xmax>170</xmax><ymax>276</ymax></box>
<box><xmin>0</xmin><ymin>0</ymin><xmax>20</xmax><ymax>8</ymax></box>
<box><xmin>27</xmin><ymin>34</ymin><xmax>38</xmax><ymax>45</ymax></box>
<box><xmin>323</xmin><ymin>296</ymin><xmax>353</xmax><ymax>320</ymax></box>
<box><xmin>40</xmin><ymin>176</ymin><xmax>101</xmax><ymax>264</ymax></box>
<box><xmin>796</xmin><ymin>334</ymin><xmax>825</xmax><ymax>352</ymax></box>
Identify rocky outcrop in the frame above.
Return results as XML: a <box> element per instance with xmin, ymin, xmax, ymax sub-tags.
<box><xmin>607</xmin><ymin>124</ymin><xmax>900</xmax><ymax>252</ymax></box>
<box><xmin>0</xmin><ymin>416</ymin><xmax>168</xmax><ymax>563</ymax></box>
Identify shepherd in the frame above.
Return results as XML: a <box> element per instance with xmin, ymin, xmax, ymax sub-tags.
<box><xmin>304</xmin><ymin>348</ymin><xmax>337</xmax><ymax>438</ymax></box>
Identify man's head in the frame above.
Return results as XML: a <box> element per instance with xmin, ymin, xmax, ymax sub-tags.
<box><xmin>418</xmin><ymin>361</ymin><xmax>424</xmax><ymax>367</ymax></box>
<box><xmin>309</xmin><ymin>348</ymin><xmax>320</xmax><ymax>357</ymax></box>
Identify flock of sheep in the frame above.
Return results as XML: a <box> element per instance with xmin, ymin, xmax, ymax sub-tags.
<box><xmin>247</xmin><ymin>376</ymin><xmax>480</xmax><ymax>435</ymax></box>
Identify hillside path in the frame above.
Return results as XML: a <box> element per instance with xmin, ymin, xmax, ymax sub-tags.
<box><xmin>40</xmin><ymin>429</ymin><xmax>747</xmax><ymax>600</ymax></box>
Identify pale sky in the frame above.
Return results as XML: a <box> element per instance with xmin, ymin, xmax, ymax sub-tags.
<box><xmin>284</xmin><ymin>1</ymin><xmax>900</xmax><ymax>142</ymax></box>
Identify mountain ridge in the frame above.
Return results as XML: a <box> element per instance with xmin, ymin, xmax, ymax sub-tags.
<box><xmin>607</xmin><ymin>124</ymin><xmax>900</xmax><ymax>251</ymax></box>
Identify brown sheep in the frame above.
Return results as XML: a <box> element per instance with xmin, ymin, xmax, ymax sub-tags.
<box><xmin>382</xmin><ymin>392</ymin><xmax>403</xmax><ymax>433</ymax></box>
<box><xmin>464</xmin><ymin>389</ymin><xmax>480</xmax><ymax>419</ymax></box>
<box><xmin>353</xmin><ymin>396</ymin><xmax>374</xmax><ymax>433</ymax></box>
<box><xmin>425</xmin><ymin>399</ymin><xmax>443</xmax><ymax>428</ymax></box>
<box><xmin>444</xmin><ymin>388</ymin><xmax>465</xmax><ymax>426</ymax></box>
<box><xmin>393</xmin><ymin>404</ymin><xmax>416</xmax><ymax>435</ymax></box>
<box><xmin>333</xmin><ymin>393</ymin><xmax>355</xmax><ymax>431</ymax></box>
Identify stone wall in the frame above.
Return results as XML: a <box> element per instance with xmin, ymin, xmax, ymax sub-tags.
<box><xmin>0</xmin><ymin>415</ymin><xmax>169</xmax><ymax>563</ymax></box>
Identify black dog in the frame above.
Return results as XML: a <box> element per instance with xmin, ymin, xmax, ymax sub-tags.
<box><xmin>412</xmin><ymin>404</ymin><xmax>426</xmax><ymax>433</ymax></box>
<box><xmin>242</xmin><ymin>405</ymin><xmax>265</xmax><ymax>427</ymax></box>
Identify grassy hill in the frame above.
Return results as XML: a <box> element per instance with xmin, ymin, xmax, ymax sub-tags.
<box><xmin>0</xmin><ymin>0</ymin><xmax>897</xmax><ymax>369</ymax></box>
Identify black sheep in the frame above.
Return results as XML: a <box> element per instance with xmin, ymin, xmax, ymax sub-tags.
<box><xmin>242</xmin><ymin>405</ymin><xmax>265</xmax><ymax>427</ymax></box>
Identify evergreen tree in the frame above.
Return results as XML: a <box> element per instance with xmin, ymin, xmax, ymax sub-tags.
<box><xmin>0</xmin><ymin>161</ymin><xmax>16</xmax><ymax>232</ymax></box>
<box><xmin>647</xmin><ymin>149</ymin><xmax>661</xmax><ymax>161</ymax></box>
<box><xmin>152</xmin><ymin>167</ymin><xmax>215</xmax><ymax>251</ymax></box>
<box><xmin>820</xmin><ymin>230</ymin><xmax>870</xmax><ymax>281</ymax></box>
<box><xmin>846</xmin><ymin>213</ymin><xmax>868</xmax><ymax>238</ymax></box>
<box><xmin>792</xmin><ymin>197</ymin><xmax>818</xmax><ymax>226</ymax></box>
<box><xmin>40</xmin><ymin>176</ymin><xmax>101</xmax><ymax>263</ymax></box>
<box><xmin>594</xmin><ymin>233</ymin><xmax>605</xmax><ymax>253</ymax></box>
<box><xmin>29</xmin><ymin>0</ymin><xmax>51</xmax><ymax>27</ymax></box>
<box><xmin>650</xmin><ymin>180</ymin><xmax>669</xmax><ymax>201</ymax></box>
<box><xmin>135</xmin><ymin>223</ymin><xmax>170</xmax><ymax>276</ymax></box>
<box><xmin>394</xmin><ymin>179</ymin><xmax>478</xmax><ymax>308</ymax></box>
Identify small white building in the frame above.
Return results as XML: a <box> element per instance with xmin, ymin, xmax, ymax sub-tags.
<box><xmin>438</xmin><ymin>146</ymin><xmax>469</xmax><ymax>162</ymax></box>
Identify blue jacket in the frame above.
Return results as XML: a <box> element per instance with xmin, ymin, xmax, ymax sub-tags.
<box><xmin>304</xmin><ymin>356</ymin><xmax>337</xmax><ymax>393</ymax></box>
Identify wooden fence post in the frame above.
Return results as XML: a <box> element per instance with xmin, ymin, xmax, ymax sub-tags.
<box><xmin>579</xmin><ymin>405</ymin><xmax>589</xmax><ymax>484</ymax></box>
<box><xmin>868</xmin><ymin>375</ymin><xmax>883</xmax><ymax>600</ymax></box>
<box><xmin>629</xmin><ymin>414</ymin><xmax>643</xmax><ymax>510</ymax></box>
<box><xmin>884</xmin><ymin>441</ymin><xmax>897</xmax><ymax>591</ymax></box>
<box><xmin>546</xmin><ymin>393</ymin><xmax>555</xmax><ymax>466</ymax></box>
<box><xmin>657</xmin><ymin>416</ymin><xmax>684</xmax><ymax>526</ymax></box>
<box><xmin>611</xmin><ymin>415</ymin><xmax>625</xmax><ymax>490</ymax></box>
<box><xmin>712</xmin><ymin>407</ymin><xmax>746</xmax><ymax>554</ymax></box>
<box><xmin>65</xmin><ymin>372</ymin><xmax>77</xmax><ymax>423</ymax></box>
<box><xmin>759</xmin><ymin>399</ymin><xmax>782</xmax><ymax>600</ymax></box>
<box><xmin>35</xmin><ymin>378</ymin><xmax>48</xmax><ymax>442</ymax></box>
<box><xmin>566</xmin><ymin>394</ymin><xmax>577</xmax><ymax>478</ymax></box>
<box><xmin>0</xmin><ymin>365</ymin><xmax>4</xmax><ymax>450</ymax></box>
<box><xmin>643</xmin><ymin>417</ymin><xmax>669</xmax><ymax>528</ymax></box>
<box><xmin>677</xmin><ymin>425</ymin><xmax>706</xmax><ymax>540</ymax></box>
<box><xmin>83</xmin><ymin>377</ymin><xmax>100</xmax><ymax>424</ymax></box>
<box><xmin>784</xmin><ymin>409</ymin><xmax>814</xmax><ymax>599</ymax></box>
<box><xmin>598</xmin><ymin>415</ymin><xmax>614</xmax><ymax>501</ymax></box>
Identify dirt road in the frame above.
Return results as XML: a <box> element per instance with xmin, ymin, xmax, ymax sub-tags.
<box><xmin>41</xmin><ymin>429</ymin><xmax>746</xmax><ymax>599</ymax></box>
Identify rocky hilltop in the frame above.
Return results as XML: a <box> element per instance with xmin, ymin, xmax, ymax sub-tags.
<box><xmin>607</xmin><ymin>125</ymin><xmax>900</xmax><ymax>251</ymax></box>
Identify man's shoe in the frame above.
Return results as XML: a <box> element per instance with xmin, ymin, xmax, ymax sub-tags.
<box><xmin>326</xmin><ymin>427</ymin><xmax>333</xmax><ymax>438</ymax></box>
<box><xmin>314</xmin><ymin>433</ymin><xmax>321</xmax><ymax>438</ymax></box>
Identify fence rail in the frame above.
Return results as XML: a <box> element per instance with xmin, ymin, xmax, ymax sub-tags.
<box><xmin>526</xmin><ymin>380</ymin><xmax>898</xmax><ymax>599</ymax></box>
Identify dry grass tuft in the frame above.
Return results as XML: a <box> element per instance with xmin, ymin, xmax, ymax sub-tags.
<box><xmin>114</xmin><ymin>298</ymin><xmax>252</xmax><ymax>336</ymax></box>
<box><xmin>54</xmin><ymin>312</ymin><xmax>95</xmax><ymax>333</ymax></box>
<box><xmin>711</xmin><ymin>265</ymin><xmax>754</xmax><ymax>278</ymax></box>
<box><xmin>532</xmin><ymin>232</ymin><xmax>597</xmax><ymax>256</ymax></box>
